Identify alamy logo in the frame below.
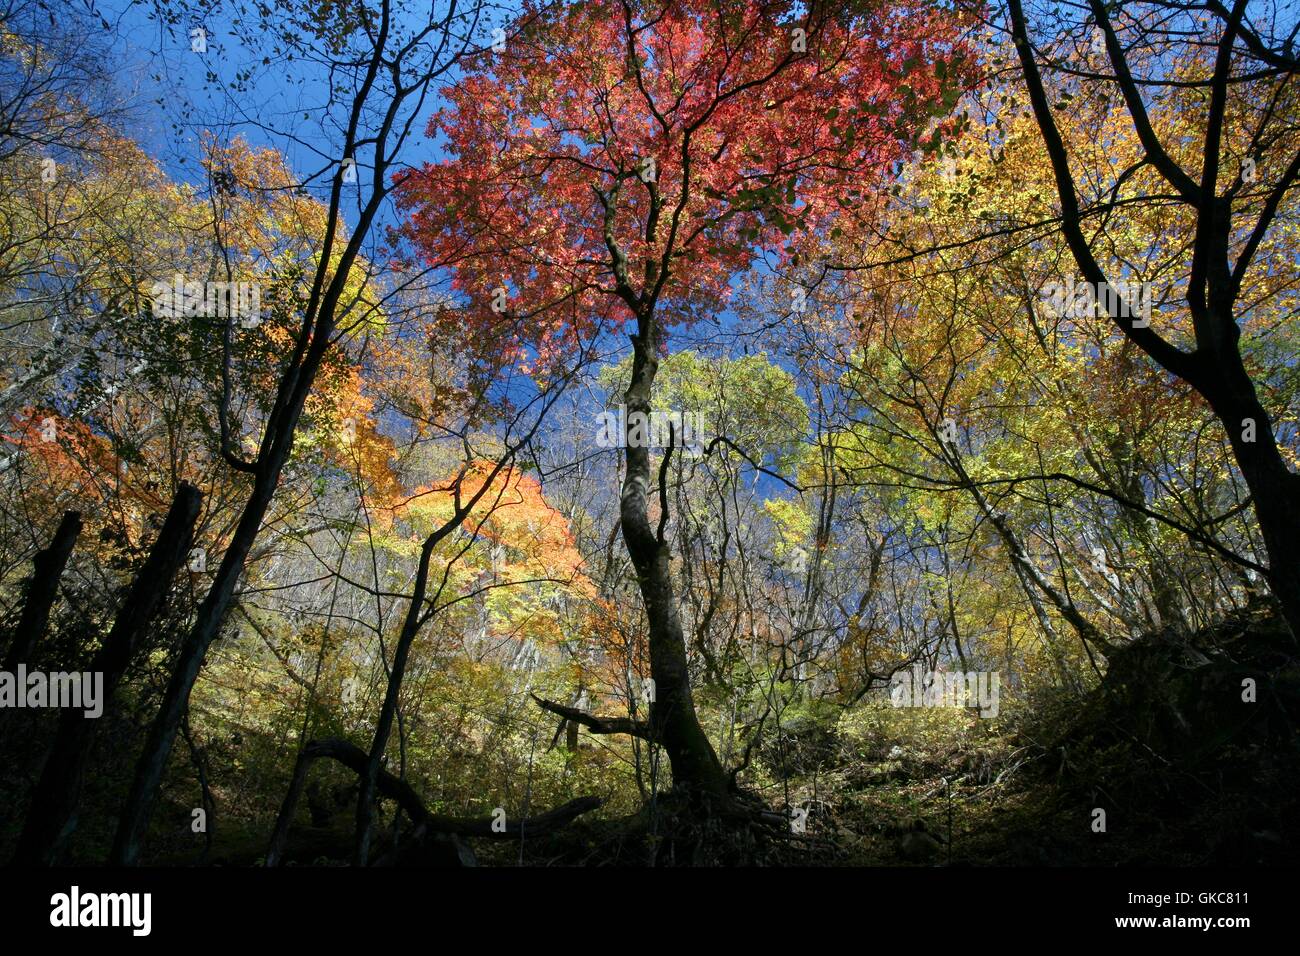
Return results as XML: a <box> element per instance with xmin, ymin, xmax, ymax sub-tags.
<box><xmin>50</xmin><ymin>886</ymin><xmax>151</xmax><ymax>936</ymax></box>
<box><xmin>1039</xmin><ymin>277</ymin><xmax>1151</xmax><ymax>327</ymax></box>
<box><xmin>594</xmin><ymin>405</ymin><xmax>704</xmax><ymax>451</ymax></box>
<box><xmin>0</xmin><ymin>665</ymin><xmax>103</xmax><ymax>717</ymax></box>
<box><xmin>890</xmin><ymin>665</ymin><xmax>1000</xmax><ymax>717</ymax></box>
<box><xmin>151</xmin><ymin>273</ymin><xmax>261</xmax><ymax>327</ymax></box>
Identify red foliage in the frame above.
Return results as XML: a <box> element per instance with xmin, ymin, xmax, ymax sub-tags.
<box><xmin>396</xmin><ymin>0</ymin><xmax>973</xmax><ymax>367</ymax></box>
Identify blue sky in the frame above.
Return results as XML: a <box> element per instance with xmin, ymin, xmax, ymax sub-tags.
<box><xmin>100</xmin><ymin>0</ymin><xmax>522</xmax><ymax>236</ymax></box>
<box><xmin>82</xmin><ymin>0</ymin><xmax>842</xmax><ymax>506</ymax></box>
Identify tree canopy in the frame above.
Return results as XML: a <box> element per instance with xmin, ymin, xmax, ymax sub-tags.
<box><xmin>1</xmin><ymin>0</ymin><xmax>1298</xmax><ymax>894</ymax></box>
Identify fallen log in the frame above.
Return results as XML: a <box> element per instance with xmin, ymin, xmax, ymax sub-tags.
<box><xmin>265</xmin><ymin>736</ymin><xmax>603</xmax><ymax>866</ymax></box>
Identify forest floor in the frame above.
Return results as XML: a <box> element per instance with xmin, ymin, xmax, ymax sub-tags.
<box><xmin>477</xmin><ymin>600</ymin><xmax>1300</xmax><ymax>867</ymax></box>
<box><xmin>23</xmin><ymin>602</ymin><xmax>1297</xmax><ymax>868</ymax></box>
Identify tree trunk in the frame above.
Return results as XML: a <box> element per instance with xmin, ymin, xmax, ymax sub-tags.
<box><xmin>1007</xmin><ymin>0</ymin><xmax>1300</xmax><ymax>641</ymax></box>
<box><xmin>265</xmin><ymin>746</ymin><xmax>316</xmax><ymax>867</ymax></box>
<box><xmin>2</xmin><ymin>509</ymin><xmax>81</xmax><ymax>671</ymax></box>
<box><xmin>110</xmin><ymin>450</ymin><xmax>297</xmax><ymax>864</ymax></box>
<box><xmin>14</xmin><ymin>484</ymin><xmax>200</xmax><ymax>866</ymax></box>
<box><xmin>620</xmin><ymin>320</ymin><xmax>728</xmax><ymax>798</ymax></box>
<box><xmin>352</xmin><ymin>456</ymin><xmax>527</xmax><ymax>864</ymax></box>
<box><xmin>352</xmin><ymin>553</ymin><xmax>430</xmax><ymax>865</ymax></box>
<box><xmin>105</xmin><ymin>8</ymin><xmax>458</xmax><ymax>863</ymax></box>
<box><xmin>1201</xmin><ymin>348</ymin><xmax>1300</xmax><ymax>640</ymax></box>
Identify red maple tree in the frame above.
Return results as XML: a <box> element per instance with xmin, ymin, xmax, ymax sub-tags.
<box><xmin>397</xmin><ymin>0</ymin><xmax>974</xmax><ymax>797</ymax></box>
